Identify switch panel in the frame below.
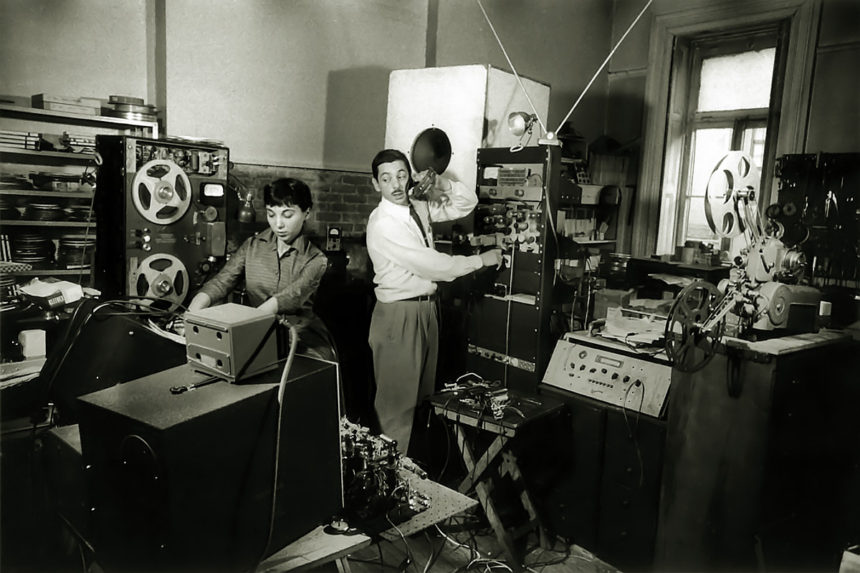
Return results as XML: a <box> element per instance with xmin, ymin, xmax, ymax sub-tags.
<box><xmin>543</xmin><ymin>332</ymin><xmax>672</xmax><ymax>418</ymax></box>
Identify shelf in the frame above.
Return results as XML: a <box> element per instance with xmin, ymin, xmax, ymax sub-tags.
<box><xmin>0</xmin><ymin>103</ymin><xmax>159</xmax><ymax>136</ymax></box>
<box><xmin>4</xmin><ymin>268</ymin><xmax>92</xmax><ymax>277</ymax></box>
<box><xmin>0</xmin><ymin>189</ymin><xmax>94</xmax><ymax>199</ymax></box>
<box><xmin>0</xmin><ymin>146</ymin><xmax>95</xmax><ymax>161</ymax></box>
<box><xmin>0</xmin><ymin>220</ymin><xmax>95</xmax><ymax>228</ymax></box>
<box><xmin>1</xmin><ymin>102</ymin><xmax>155</xmax><ymax>296</ymax></box>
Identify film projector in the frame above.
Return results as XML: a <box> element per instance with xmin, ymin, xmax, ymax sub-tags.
<box><xmin>94</xmin><ymin>136</ymin><xmax>230</xmax><ymax>309</ymax></box>
<box><xmin>664</xmin><ymin>152</ymin><xmax>820</xmax><ymax>372</ymax></box>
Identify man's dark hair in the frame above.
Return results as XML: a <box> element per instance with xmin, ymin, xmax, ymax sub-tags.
<box><xmin>263</xmin><ymin>178</ymin><xmax>313</xmax><ymax>211</ymax></box>
<box><xmin>371</xmin><ymin>149</ymin><xmax>413</xmax><ymax>187</ymax></box>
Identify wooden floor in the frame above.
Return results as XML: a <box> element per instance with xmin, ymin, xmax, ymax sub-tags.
<box><xmin>308</xmin><ymin>514</ymin><xmax>620</xmax><ymax>573</ymax></box>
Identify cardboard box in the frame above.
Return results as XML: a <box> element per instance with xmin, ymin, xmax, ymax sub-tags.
<box><xmin>593</xmin><ymin>288</ymin><xmax>635</xmax><ymax>320</ymax></box>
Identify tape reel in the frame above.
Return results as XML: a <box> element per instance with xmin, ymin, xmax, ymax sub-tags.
<box><xmin>133</xmin><ymin>253</ymin><xmax>189</xmax><ymax>308</ymax></box>
<box><xmin>704</xmin><ymin>151</ymin><xmax>761</xmax><ymax>239</ymax></box>
<box><xmin>132</xmin><ymin>159</ymin><xmax>192</xmax><ymax>225</ymax></box>
<box><xmin>664</xmin><ymin>280</ymin><xmax>725</xmax><ymax>372</ymax></box>
<box><xmin>758</xmin><ymin>282</ymin><xmax>791</xmax><ymax>329</ymax></box>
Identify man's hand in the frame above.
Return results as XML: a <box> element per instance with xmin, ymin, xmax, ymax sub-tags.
<box><xmin>412</xmin><ymin>170</ymin><xmax>453</xmax><ymax>206</ymax></box>
<box><xmin>479</xmin><ymin>249</ymin><xmax>504</xmax><ymax>269</ymax></box>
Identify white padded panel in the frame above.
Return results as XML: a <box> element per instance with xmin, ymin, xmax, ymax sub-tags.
<box><xmin>385</xmin><ymin>65</ymin><xmax>550</xmax><ymax>191</ymax></box>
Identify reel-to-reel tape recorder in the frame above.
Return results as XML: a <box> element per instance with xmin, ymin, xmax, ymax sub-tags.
<box><xmin>94</xmin><ymin>136</ymin><xmax>230</xmax><ymax>309</ymax></box>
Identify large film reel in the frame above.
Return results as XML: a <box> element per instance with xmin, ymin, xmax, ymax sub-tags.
<box><xmin>133</xmin><ymin>253</ymin><xmax>189</xmax><ymax>309</ymax></box>
<box><xmin>664</xmin><ymin>280</ymin><xmax>725</xmax><ymax>372</ymax></box>
<box><xmin>705</xmin><ymin>151</ymin><xmax>762</xmax><ymax>239</ymax></box>
<box><xmin>132</xmin><ymin>159</ymin><xmax>192</xmax><ymax>225</ymax></box>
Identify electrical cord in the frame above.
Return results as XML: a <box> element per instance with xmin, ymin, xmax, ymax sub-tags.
<box><xmin>384</xmin><ymin>512</ymin><xmax>415</xmax><ymax>572</ymax></box>
<box><xmin>258</xmin><ymin>324</ymin><xmax>298</xmax><ymax>564</ymax></box>
<box><xmin>620</xmin><ymin>332</ymin><xmax>666</xmax><ymax>357</ymax></box>
<box><xmin>343</xmin><ymin>551</ymin><xmax>400</xmax><ymax>570</ymax></box>
<box><xmin>435</xmin><ymin>524</ymin><xmax>480</xmax><ymax>563</ymax></box>
<box><xmin>434</xmin><ymin>400</ymin><xmax>454</xmax><ymax>483</ymax></box>
<box><xmin>40</xmin><ymin>296</ymin><xmax>186</xmax><ymax>414</ymax></box>
<box><xmin>421</xmin><ymin>530</ymin><xmax>440</xmax><ymax>573</ymax></box>
<box><xmin>621</xmin><ymin>381</ymin><xmax>646</xmax><ymax>488</ymax></box>
<box><xmin>522</xmin><ymin>536</ymin><xmax>571</xmax><ymax>569</ymax></box>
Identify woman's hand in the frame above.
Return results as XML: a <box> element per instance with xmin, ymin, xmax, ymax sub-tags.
<box><xmin>186</xmin><ymin>292</ymin><xmax>211</xmax><ymax>312</ymax></box>
<box><xmin>257</xmin><ymin>297</ymin><xmax>280</xmax><ymax>316</ymax></box>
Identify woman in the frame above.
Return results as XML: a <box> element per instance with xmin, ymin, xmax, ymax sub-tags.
<box><xmin>187</xmin><ymin>177</ymin><xmax>335</xmax><ymax>361</ymax></box>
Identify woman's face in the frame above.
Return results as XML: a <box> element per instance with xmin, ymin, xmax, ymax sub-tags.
<box><xmin>266</xmin><ymin>203</ymin><xmax>308</xmax><ymax>245</ymax></box>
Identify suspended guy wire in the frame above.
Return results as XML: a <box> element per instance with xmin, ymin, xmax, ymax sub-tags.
<box><xmin>554</xmin><ymin>0</ymin><xmax>654</xmax><ymax>134</ymax></box>
<box><xmin>475</xmin><ymin>0</ymin><xmax>548</xmax><ymax>135</ymax></box>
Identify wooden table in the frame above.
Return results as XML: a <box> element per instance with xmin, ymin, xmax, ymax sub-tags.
<box><xmin>258</xmin><ymin>471</ymin><xmax>477</xmax><ymax>572</ymax></box>
<box><xmin>429</xmin><ymin>388</ymin><xmax>565</xmax><ymax>572</ymax></box>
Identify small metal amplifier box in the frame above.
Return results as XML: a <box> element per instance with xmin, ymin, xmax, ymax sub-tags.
<box><xmin>184</xmin><ymin>303</ymin><xmax>278</xmax><ymax>381</ymax></box>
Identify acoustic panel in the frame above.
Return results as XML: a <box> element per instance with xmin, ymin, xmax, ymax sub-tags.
<box><xmin>385</xmin><ymin>65</ymin><xmax>550</xmax><ymax>191</ymax></box>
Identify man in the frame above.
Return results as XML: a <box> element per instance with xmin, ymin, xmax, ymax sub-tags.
<box><xmin>366</xmin><ymin>149</ymin><xmax>502</xmax><ymax>453</ymax></box>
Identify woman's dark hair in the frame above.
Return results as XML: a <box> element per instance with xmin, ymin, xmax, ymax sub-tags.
<box><xmin>371</xmin><ymin>149</ymin><xmax>413</xmax><ymax>187</ymax></box>
<box><xmin>263</xmin><ymin>178</ymin><xmax>313</xmax><ymax>211</ymax></box>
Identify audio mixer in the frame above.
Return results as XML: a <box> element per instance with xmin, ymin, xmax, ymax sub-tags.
<box><xmin>542</xmin><ymin>331</ymin><xmax>672</xmax><ymax>418</ymax></box>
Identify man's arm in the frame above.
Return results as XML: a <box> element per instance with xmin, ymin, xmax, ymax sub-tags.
<box><xmin>425</xmin><ymin>176</ymin><xmax>478</xmax><ymax>223</ymax></box>
<box><xmin>368</xmin><ymin>218</ymin><xmax>484</xmax><ymax>283</ymax></box>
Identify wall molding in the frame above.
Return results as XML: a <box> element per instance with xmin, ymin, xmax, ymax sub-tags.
<box><xmin>816</xmin><ymin>39</ymin><xmax>860</xmax><ymax>53</ymax></box>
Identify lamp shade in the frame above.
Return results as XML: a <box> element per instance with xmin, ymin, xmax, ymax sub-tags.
<box><xmin>507</xmin><ymin>112</ymin><xmax>535</xmax><ymax>137</ymax></box>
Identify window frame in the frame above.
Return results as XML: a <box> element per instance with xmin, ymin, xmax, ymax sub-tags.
<box><xmin>673</xmin><ymin>28</ymin><xmax>778</xmax><ymax>249</ymax></box>
<box><xmin>677</xmin><ymin>118</ymin><xmax>769</xmax><ymax>250</ymax></box>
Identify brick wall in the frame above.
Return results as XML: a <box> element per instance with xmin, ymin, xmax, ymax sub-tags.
<box><xmin>230</xmin><ymin>162</ymin><xmax>378</xmax><ymax>241</ymax></box>
<box><xmin>230</xmin><ymin>162</ymin><xmax>378</xmax><ymax>280</ymax></box>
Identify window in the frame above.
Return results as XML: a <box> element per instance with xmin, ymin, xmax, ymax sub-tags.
<box><xmin>676</xmin><ymin>31</ymin><xmax>777</xmax><ymax>252</ymax></box>
<box><xmin>661</xmin><ymin>27</ymin><xmax>778</xmax><ymax>251</ymax></box>
<box><xmin>635</xmin><ymin>0</ymin><xmax>820</xmax><ymax>258</ymax></box>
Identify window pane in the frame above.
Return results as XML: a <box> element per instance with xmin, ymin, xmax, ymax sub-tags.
<box><xmin>686</xmin><ymin>197</ymin><xmax>719</xmax><ymax>243</ymax></box>
<box><xmin>698</xmin><ymin>48</ymin><xmax>775</xmax><ymax>111</ymax></box>
<box><xmin>688</xmin><ymin>128</ymin><xmax>733</xmax><ymax>198</ymax></box>
<box><xmin>741</xmin><ymin>126</ymin><xmax>767</xmax><ymax>169</ymax></box>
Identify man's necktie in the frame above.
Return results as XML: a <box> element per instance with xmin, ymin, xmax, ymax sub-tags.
<box><xmin>409</xmin><ymin>203</ymin><xmax>430</xmax><ymax>247</ymax></box>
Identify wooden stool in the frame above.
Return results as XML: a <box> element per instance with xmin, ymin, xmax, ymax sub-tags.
<box><xmin>430</xmin><ymin>390</ymin><xmax>563</xmax><ymax>571</ymax></box>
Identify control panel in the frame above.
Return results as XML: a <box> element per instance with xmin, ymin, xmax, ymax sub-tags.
<box><xmin>466</xmin><ymin>146</ymin><xmax>567</xmax><ymax>390</ymax></box>
<box><xmin>95</xmin><ymin>135</ymin><xmax>229</xmax><ymax>308</ymax></box>
<box><xmin>542</xmin><ymin>331</ymin><xmax>672</xmax><ymax>418</ymax></box>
